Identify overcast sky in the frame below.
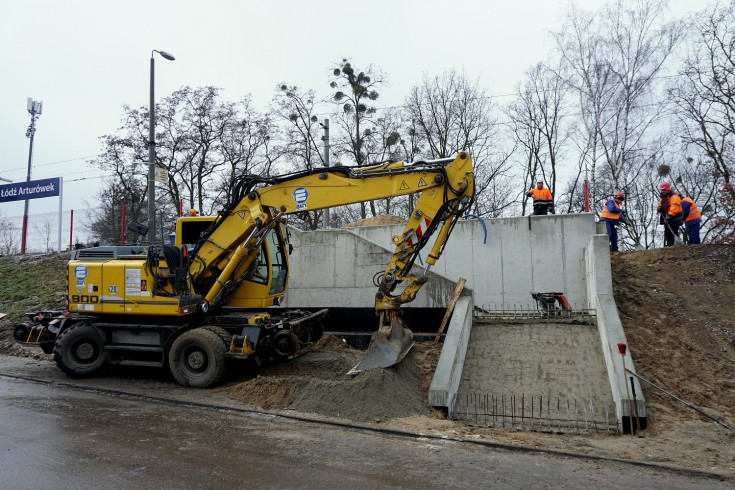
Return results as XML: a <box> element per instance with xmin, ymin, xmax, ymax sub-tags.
<box><xmin>1</xmin><ymin>0</ymin><xmax>696</xmax><ymax>220</ymax></box>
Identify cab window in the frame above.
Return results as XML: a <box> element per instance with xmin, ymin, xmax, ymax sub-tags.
<box><xmin>244</xmin><ymin>247</ymin><xmax>269</xmax><ymax>285</ymax></box>
<box><xmin>268</xmin><ymin>229</ymin><xmax>288</xmax><ymax>295</ymax></box>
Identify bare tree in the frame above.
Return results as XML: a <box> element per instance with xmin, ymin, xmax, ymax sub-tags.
<box><xmin>360</xmin><ymin>108</ymin><xmax>409</xmax><ymax>218</ymax></box>
<box><xmin>271</xmin><ymin>84</ymin><xmax>326</xmax><ymax>230</ymax></box>
<box><xmin>212</xmin><ymin>98</ymin><xmax>276</xmax><ymax>213</ymax></box>
<box><xmin>405</xmin><ymin>69</ymin><xmax>512</xmax><ymax>217</ymax></box>
<box><xmin>506</xmin><ymin>62</ymin><xmax>570</xmax><ymax>214</ymax></box>
<box><xmin>156</xmin><ymin>87</ymin><xmax>274</xmax><ymax>215</ymax></box>
<box><xmin>670</xmin><ymin>0</ymin><xmax>735</xmax><ymax>243</ymax></box>
<box><xmin>329</xmin><ymin>59</ymin><xmax>385</xmax><ymax>218</ymax></box>
<box><xmin>89</xmin><ymin>86</ymin><xmax>275</xmax><ymax>244</ymax></box>
<box><xmin>555</xmin><ymin>0</ymin><xmax>684</xmax><ymax>218</ymax></box>
<box><xmin>0</xmin><ymin>211</ymin><xmax>20</xmax><ymax>255</ymax></box>
<box><xmin>33</xmin><ymin>216</ymin><xmax>55</xmax><ymax>252</ymax></box>
<box><xmin>89</xmin><ymin>111</ymin><xmax>151</xmax><ymax>242</ymax></box>
<box><xmin>88</xmin><ymin>179</ymin><xmax>145</xmax><ymax>246</ymax></box>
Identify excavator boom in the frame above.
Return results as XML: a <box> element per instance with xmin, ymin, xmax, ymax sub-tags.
<box><xmin>17</xmin><ymin>153</ymin><xmax>474</xmax><ymax>386</ymax></box>
<box><xmin>188</xmin><ymin>152</ymin><xmax>474</xmax><ymax>373</ymax></box>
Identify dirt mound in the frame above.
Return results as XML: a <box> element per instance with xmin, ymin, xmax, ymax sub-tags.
<box><xmin>224</xmin><ymin>336</ymin><xmax>442</xmax><ymax>423</ymax></box>
<box><xmin>343</xmin><ymin>214</ymin><xmax>406</xmax><ymax>227</ymax></box>
<box><xmin>611</xmin><ymin>244</ymin><xmax>735</xmax><ymax>427</ymax></box>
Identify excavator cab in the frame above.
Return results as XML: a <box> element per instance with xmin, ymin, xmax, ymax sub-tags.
<box><xmin>175</xmin><ymin>216</ymin><xmax>290</xmax><ymax>308</ymax></box>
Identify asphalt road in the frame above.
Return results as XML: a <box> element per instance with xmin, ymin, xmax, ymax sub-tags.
<box><xmin>0</xmin><ymin>373</ymin><xmax>730</xmax><ymax>489</ymax></box>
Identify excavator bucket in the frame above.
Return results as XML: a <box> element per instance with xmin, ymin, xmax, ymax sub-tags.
<box><xmin>347</xmin><ymin>316</ymin><xmax>414</xmax><ymax>375</ymax></box>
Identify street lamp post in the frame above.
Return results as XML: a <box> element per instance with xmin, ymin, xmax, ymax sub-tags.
<box><xmin>147</xmin><ymin>49</ymin><xmax>175</xmax><ymax>244</ymax></box>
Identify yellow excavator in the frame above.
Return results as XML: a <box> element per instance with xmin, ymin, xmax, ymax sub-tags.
<box><xmin>15</xmin><ymin>152</ymin><xmax>474</xmax><ymax>387</ymax></box>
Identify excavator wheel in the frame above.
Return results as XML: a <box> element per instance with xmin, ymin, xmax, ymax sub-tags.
<box><xmin>14</xmin><ymin>323</ymin><xmax>31</xmax><ymax>342</ymax></box>
<box><xmin>53</xmin><ymin>322</ymin><xmax>108</xmax><ymax>378</ymax></box>
<box><xmin>168</xmin><ymin>328</ymin><xmax>227</xmax><ymax>388</ymax></box>
<box><xmin>272</xmin><ymin>330</ymin><xmax>300</xmax><ymax>361</ymax></box>
<box><xmin>202</xmin><ymin>325</ymin><xmax>233</xmax><ymax>351</ymax></box>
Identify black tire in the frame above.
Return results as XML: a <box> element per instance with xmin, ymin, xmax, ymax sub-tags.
<box><xmin>14</xmin><ymin>323</ymin><xmax>31</xmax><ymax>342</ymax></box>
<box><xmin>202</xmin><ymin>325</ymin><xmax>232</xmax><ymax>350</ymax></box>
<box><xmin>53</xmin><ymin>323</ymin><xmax>108</xmax><ymax>378</ymax></box>
<box><xmin>272</xmin><ymin>330</ymin><xmax>300</xmax><ymax>361</ymax></box>
<box><xmin>168</xmin><ymin>328</ymin><xmax>226</xmax><ymax>388</ymax></box>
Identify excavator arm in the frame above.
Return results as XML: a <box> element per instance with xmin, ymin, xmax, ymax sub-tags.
<box><xmin>187</xmin><ymin>152</ymin><xmax>475</xmax><ymax>371</ymax></box>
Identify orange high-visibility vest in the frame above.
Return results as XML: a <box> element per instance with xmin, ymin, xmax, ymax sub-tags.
<box><xmin>682</xmin><ymin>197</ymin><xmax>701</xmax><ymax>221</ymax></box>
<box><xmin>658</xmin><ymin>194</ymin><xmax>682</xmax><ymax>217</ymax></box>
<box><xmin>528</xmin><ymin>187</ymin><xmax>552</xmax><ymax>203</ymax></box>
<box><xmin>600</xmin><ymin>199</ymin><xmax>623</xmax><ymax>220</ymax></box>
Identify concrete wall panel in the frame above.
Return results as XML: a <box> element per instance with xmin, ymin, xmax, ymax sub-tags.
<box><xmin>284</xmin><ymin>227</ymin><xmax>461</xmax><ymax>308</ymax></box>
<box><xmin>331</xmin><ymin>214</ymin><xmax>596</xmax><ymax>309</ymax></box>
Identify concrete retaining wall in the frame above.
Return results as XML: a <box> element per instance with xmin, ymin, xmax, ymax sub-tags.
<box><xmin>427</xmin><ymin>297</ymin><xmax>473</xmax><ymax>412</ymax></box>
<box><xmin>283</xmin><ymin>228</ymin><xmax>467</xmax><ymax>309</ymax></box>
<box><xmin>586</xmin><ymin>235</ymin><xmax>646</xmax><ymax>424</ymax></box>
<box><xmin>348</xmin><ymin>213</ymin><xmax>595</xmax><ymax>310</ymax></box>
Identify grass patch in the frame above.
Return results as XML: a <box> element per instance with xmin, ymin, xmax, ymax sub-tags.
<box><xmin>0</xmin><ymin>253</ymin><xmax>69</xmax><ymax>321</ymax></box>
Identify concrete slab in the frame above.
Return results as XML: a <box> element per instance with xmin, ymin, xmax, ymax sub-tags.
<box><xmin>428</xmin><ymin>296</ymin><xmax>473</xmax><ymax>411</ymax></box>
<box><xmin>454</xmin><ymin>317</ymin><xmax>615</xmax><ymax>426</ymax></box>
<box><xmin>347</xmin><ymin>214</ymin><xmax>596</xmax><ymax>309</ymax></box>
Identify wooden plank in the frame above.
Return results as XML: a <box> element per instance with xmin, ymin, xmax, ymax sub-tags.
<box><xmin>434</xmin><ymin>277</ymin><xmax>466</xmax><ymax>343</ymax></box>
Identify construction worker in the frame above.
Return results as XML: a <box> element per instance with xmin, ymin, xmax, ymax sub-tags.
<box><xmin>599</xmin><ymin>192</ymin><xmax>627</xmax><ymax>252</ymax></box>
<box><xmin>657</xmin><ymin>182</ymin><xmax>683</xmax><ymax>247</ymax></box>
<box><xmin>526</xmin><ymin>180</ymin><xmax>554</xmax><ymax>215</ymax></box>
<box><xmin>680</xmin><ymin>194</ymin><xmax>702</xmax><ymax>244</ymax></box>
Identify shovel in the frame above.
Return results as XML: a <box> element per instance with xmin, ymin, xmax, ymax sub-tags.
<box><xmin>620</xmin><ymin>208</ymin><xmax>643</xmax><ymax>250</ymax></box>
<box><xmin>662</xmin><ymin>216</ymin><xmax>683</xmax><ymax>246</ymax></box>
<box><xmin>624</xmin><ymin>223</ymin><xmax>644</xmax><ymax>250</ymax></box>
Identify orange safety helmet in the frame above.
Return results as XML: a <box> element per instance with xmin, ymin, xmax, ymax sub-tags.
<box><xmin>659</xmin><ymin>181</ymin><xmax>671</xmax><ymax>191</ymax></box>
<box><xmin>614</xmin><ymin>192</ymin><xmax>625</xmax><ymax>201</ymax></box>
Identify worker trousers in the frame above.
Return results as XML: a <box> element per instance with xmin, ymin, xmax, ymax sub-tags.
<box><xmin>663</xmin><ymin>221</ymin><xmax>680</xmax><ymax>247</ymax></box>
<box><xmin>605</xmin><ymin>221</ymin><xmax>619</xmax><ymax>252</ymax></box>
<box><xmin>685</xmin><ymin>219</ymin><xmax>701</xmax><ymax>245</ymax></box>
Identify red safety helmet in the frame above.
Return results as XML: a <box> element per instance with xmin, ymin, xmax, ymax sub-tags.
<box><xmin>659</xmin><ymin>181</ymin><xmax>671</xmax><ymax>191</ymax></box>
<box><xmin>614</xmin><ymin>192</ymin><xmax>625</xmax><ymax>201</ymax></box>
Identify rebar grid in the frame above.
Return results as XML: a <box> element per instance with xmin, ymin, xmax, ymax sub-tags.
<box><xmin>449</xmin><ymin>392</ymin><xmax>620</xmax><ymax>434</ymax></box>
<box><xmin>473</xmin><ymin>302</ymin><xmax>596</xmax><ymax>321</ymax></box>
